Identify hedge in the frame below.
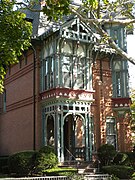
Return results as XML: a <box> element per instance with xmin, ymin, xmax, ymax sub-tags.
<box><xmin>32</xmin><ymin>146</ymin><xmax>58</xmax><ymax>175</ymax></box>
<box><xmin>102</xmin><ymin>165</ymin><xmax>134</xmax><ymax>179</ymax></box>
<box><xmin>8</xmin><ymin>151</ymin><xmax>35</xmax><ymax>176</ymax></box>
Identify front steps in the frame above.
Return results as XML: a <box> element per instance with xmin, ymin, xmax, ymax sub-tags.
<box><xmin>59</xmin><ymin>161</ymin><xmax>111</xmax><ymax>179</ymax></box>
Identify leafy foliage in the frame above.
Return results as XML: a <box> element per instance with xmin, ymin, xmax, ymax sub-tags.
<box><xmin>97</xmin><ymin>144</ymin><xmax>117</xmax><ymax>166</ymax></box>
<box><xmin>126</xmin><ymin>152</ymin><xmax>135</xmax><ymax>169</ymax></box>
<box><xmin>113</xmin><ymin>152</ymin><xmax>130</xmax><ymax>165</ymax></box>
<box><xmin>31</xmin><ymin>146</ymin><xmax>58</xmax><ymax>175</ymax></box>
<box><xmin>8</xmin><ymin>151</ymin><xmax>35</xmax><ymax>176</ymax></box>
<box><xmin>39</xmin><ymin>145</ymin><xmax>56</xmax><ymax>154</ymax></box>
<box><xmin>0</xmin><ymin>0</ymin><xmax>32</xmax><ymax>93</ymax></box>
<box><xmin>102</xmin><ymin>165</ymin><xmax>134</xmax><ymax>179</ymax></box>
<box><xmin>42</xmin><ymin>0</ymin><xmax>70</xmax><ymax>21</ymax></box>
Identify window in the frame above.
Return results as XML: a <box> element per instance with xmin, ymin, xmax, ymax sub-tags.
<box><xmin>61</xmin><ymin>42</ymin><xmax>87</xmax><ymax>89</ymax></box>
<box><xmin>40</xmin><ymin>41</ymin><xmax>92</xmax><ymax>91</ymax></box>
<box><xmin>114</xmin><ymin>30</ymin><xmax>118</xmax><ymax>45</ymax></box>
<box><xmin>116</xmin><ymin>72</ymin><xmax>121</xmax><ymax>97</ymax></box>
<box><xmin>112</xmin><ymin>60</ymin><xmax>129</xmax><ymax>98</ymax></box>
<box><xmin>44</xmin><ymin>57</ymin><xmax>54</xmax><ymax>90</ymax></box>
<box><xmin>106</xmin><ymin>117</ymin><xmax>117</xmax><ymax>149</ymax></box>
<box><xmin>3</xmin><ymin>90</ymin><xmax>6</xmax><ymax>112</ymax></box>
<box><xmin>62</xmin><ymin>56</ymin><xmax>71</xmax><ymax>88</ymax></box>
<box><xmin>72</xmin><ymin>57</ymin><xmax>85</xmax><ymax>89</ymax></box>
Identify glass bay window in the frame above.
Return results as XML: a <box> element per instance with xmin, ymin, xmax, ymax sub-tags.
<box><xmin>40</xmin><ymin>40</ymin><xmax>92</xmax><ymax>91</ymax></box>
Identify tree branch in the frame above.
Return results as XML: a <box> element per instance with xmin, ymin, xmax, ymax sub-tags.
<box><xmin>15</xmin><ymin>2</ymin><xmax>41</xmax><ymax>12</ymax></box>
<box><xmin>69</xmin><ymin>5</ymin><xmax>135</xmax><ymax>25</ymax></box>
<box><xmin>93</xmin><ymin>22</ymin><xmax>135</xmax><ymax>65</ymax></box>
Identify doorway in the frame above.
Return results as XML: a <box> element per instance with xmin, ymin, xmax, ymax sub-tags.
<box><xmin>64</xmin><ymin>114</ymin><xmax>74</xmax><ymax>160</ymax></box>
<box><xmin>64</xmin><ymin>114</ymin><xmax>85</xmax><ymax>161</ymax></box>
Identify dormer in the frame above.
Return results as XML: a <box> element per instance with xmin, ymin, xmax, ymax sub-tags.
<box><xmin>104</xmin><ymin>23</ymin><xmax>127</xmax><ymax>51</ymax></box>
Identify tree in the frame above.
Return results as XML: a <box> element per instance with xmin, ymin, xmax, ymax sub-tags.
<box><xmin>0</xmin><ymin>0</ymin><xmax>32</xmax><ymax>93</ymax></box>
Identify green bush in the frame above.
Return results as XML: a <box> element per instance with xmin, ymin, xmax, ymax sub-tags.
<box><xmin>102</xmin><ymin>165</ymin><xmax>134</xmax><ymax>179</ymax></box>
<box><xmin>8</xmin><ymin>151</ymin><xmax>35</xmax><ymax>176</ymax></box>
<box><xmin>32</xmin><ymin>146</ymin><xmax>58</xmax><ymax>175</ymax></box>
<box><xmin>113</xmin><ymin>152</ymin><xmax>130</xmax><ymax>165</ymax></box>
<box><xmin>39</xmin><ymin>145</ymin><xmax>55</xmax><ymax>154</ymax></box>
<box><xmin>97</xmin><ymin>144</ymin><xmax>117</xmax><ymax>166</ymax></box>
<box><xmin>126</xmin><ymin>152</ymin><xmax>135</xmax><ymax>168</ymax></box>
<box><xmin>132</xmin><ymin>172</ymin><xmax>135</xmax><ymax>179</ymax></box>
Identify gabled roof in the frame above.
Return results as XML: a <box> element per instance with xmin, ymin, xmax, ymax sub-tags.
<box><xmin>24</xmin><ymin>5</ymin><xmax>116</xmax><ymax>55</ymax></box>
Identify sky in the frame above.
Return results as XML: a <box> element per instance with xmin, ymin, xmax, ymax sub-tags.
<box><xmin>127</xmin><ymin>34</ymin><xmax>135</xmax><ymax>90</ymax></box>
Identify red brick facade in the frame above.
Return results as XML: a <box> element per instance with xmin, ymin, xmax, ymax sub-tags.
<box><xmin>0</xmin><ymin>49</ymin><xmax>132</xmax><ymax>157</ymax></box>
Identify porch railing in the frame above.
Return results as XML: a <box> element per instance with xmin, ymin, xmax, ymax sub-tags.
<box><xmin>74</xmin><ymin>147</ymin><xmax>85</xmax><ymax>160</ymax></box>
<box><xmin>65</xmin><ymin>147</ymin><xmax>76</xmax><ymax>162</ymax></box>
<box><xmin>84</xmin><ymin>174</ymin><xmax>111</xmax><ymax>180</ymax></box>
<box><xmin>65</xmin><ymin>147</ymin><xmax>85</xmax><ymax>161</ymax></box>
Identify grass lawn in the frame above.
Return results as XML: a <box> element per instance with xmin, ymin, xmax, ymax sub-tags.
<box><xmin>0</xmin><ymin>167</ymin><xmax>78</xmax><ymax>178</ymax></box>
<box><xmin>43</xmin><ymin>167</ymin><xmax>78</xmax><ymax>176</ymax></box>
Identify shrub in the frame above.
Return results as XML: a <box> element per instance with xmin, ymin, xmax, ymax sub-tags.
<box><xmin>8</xmin><ymin>151</ymin><xmax>35</xmax><ymax>176</ymax></box>
<box><xmin>132</xmin><ymin>172</ymin><xmax>135</xmax><ymax>179</ymax></box>
<box><xmin>126</xmin><ymin>152</ymin><xmax>135</xmax><ymax>168</ymax></box>
<box><xmin>97</xmin><ymin>144</ymin><xmax>117</xmax><ymax>166</ymax></box>
<box><xmin>32</xmin><ymin>146</ymin><xmax>58</xmax><ymax>175</ymax></box>
<box><xmin>39</xmin><ymin>145</ymin><xmax>55</xmax><ymax>154</ymax></box>
<box><xmin>102</xmin><ymin>165</ymin><xmax>134</xmax><ymax>179</ymax></box>
<box><xmin>113</xmin><ymin>152</ymin><xmax>130</xmax><ymax>165</ymax></box>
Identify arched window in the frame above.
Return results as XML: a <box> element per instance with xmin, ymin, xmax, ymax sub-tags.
<box><xmin>61</xmin><ymin>42</ymin><xmax>72</xmax><ymax>88</ymax></box>
<box><xmin>112</xmin><ymin>60</ymin><xmax>128</xmax><ymax>98</ymax></box>
<box><xmin>47</xmin><ymin>115</ymin><xmax>54</xmax><ymax>146</ymax></box>
<box><xmin>77</xmin><ymin>45</ymin><xmax>85</xmax><ymax>57</ymax></box>
<box><xmin>62</xmin><ymin>43</ymin><xmax>72</xmax><ymax>54</ymax></box>
<box><xmin>73</xmin><ymin>45</ymin><xmax>85</xmax><ymax>89</ymax></box>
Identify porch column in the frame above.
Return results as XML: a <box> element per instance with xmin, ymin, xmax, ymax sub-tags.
<box><xmin>55</xmin><ymin>111</ymin><xmax>61</xmax><ymax>162</ymax></box>
<box><xmin>88</xmin><ymin>114</ymin><xmax>92</xmax><ymax>160</ymax></box>
<box><xmin>85</xmin><ymin>113</ymin><xmax>89</xmax><ymax>161</ymax></box>
<box><xmin>42</xmin><ymin>108</ymin><xmax>47</xmax><ymax>146</ymax></box>
<box><xmin>55</xmin><ymin>106</ymin><xmax>64</xmax><ymax>163</ymax></box>
<box><xmin>60</xmin><ymin>112</ymin><xmax>64</xmax><ymax>162</ymax></box>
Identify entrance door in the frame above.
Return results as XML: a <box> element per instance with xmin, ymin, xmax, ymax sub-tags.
<box><xmin>64</xmin><ymin>114</ymin><xmax>75</xmax><ymax>160</ymax></box>
<box><xmin>64</xmin><ymin>114</ymin><xmax>85</xmax><ymax>161</ymax></box>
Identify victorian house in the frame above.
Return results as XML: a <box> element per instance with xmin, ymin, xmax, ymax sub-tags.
<box><xmin>0</xmin><ymin>4</ymin><xmax>132</xmax><ymax>163</ymax></box>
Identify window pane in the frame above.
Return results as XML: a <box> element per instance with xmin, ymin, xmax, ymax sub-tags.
<box><xmin>62</xmin><ymin>56</ymin><xmax>71</xmax><ymax>88</ymax></box>
<box><xmin>73</xmin><ymin>57</ymin><xmax>85</xmax><ymax>89</ymax></box>
<box><xmin>63</xmin><ymin>72</ymin><xmax>71</xmax><ymax>87</ymax></box>
<box><xmin>116</xmin><ymin>72</ymin><xmax>121</xmax><ymax>97</ymax></box>
<box><xmin>106</xmin><ymin>118</ymin><xmax>117</xmax><ymax>149</ymax></box>
<box><xmin>107</xmin><ymin>135</ymin><xmax>116</xmax><ymax>147</ymax></box>
<box><xmin>106</xmin><ymin>123</ymin><xmax>115</xmax><ymax>135</ymax></box>
<box><xmin>114</xmin><ymin>30</ymin><xmax>118</xmax><ymax>44</ymax></box>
